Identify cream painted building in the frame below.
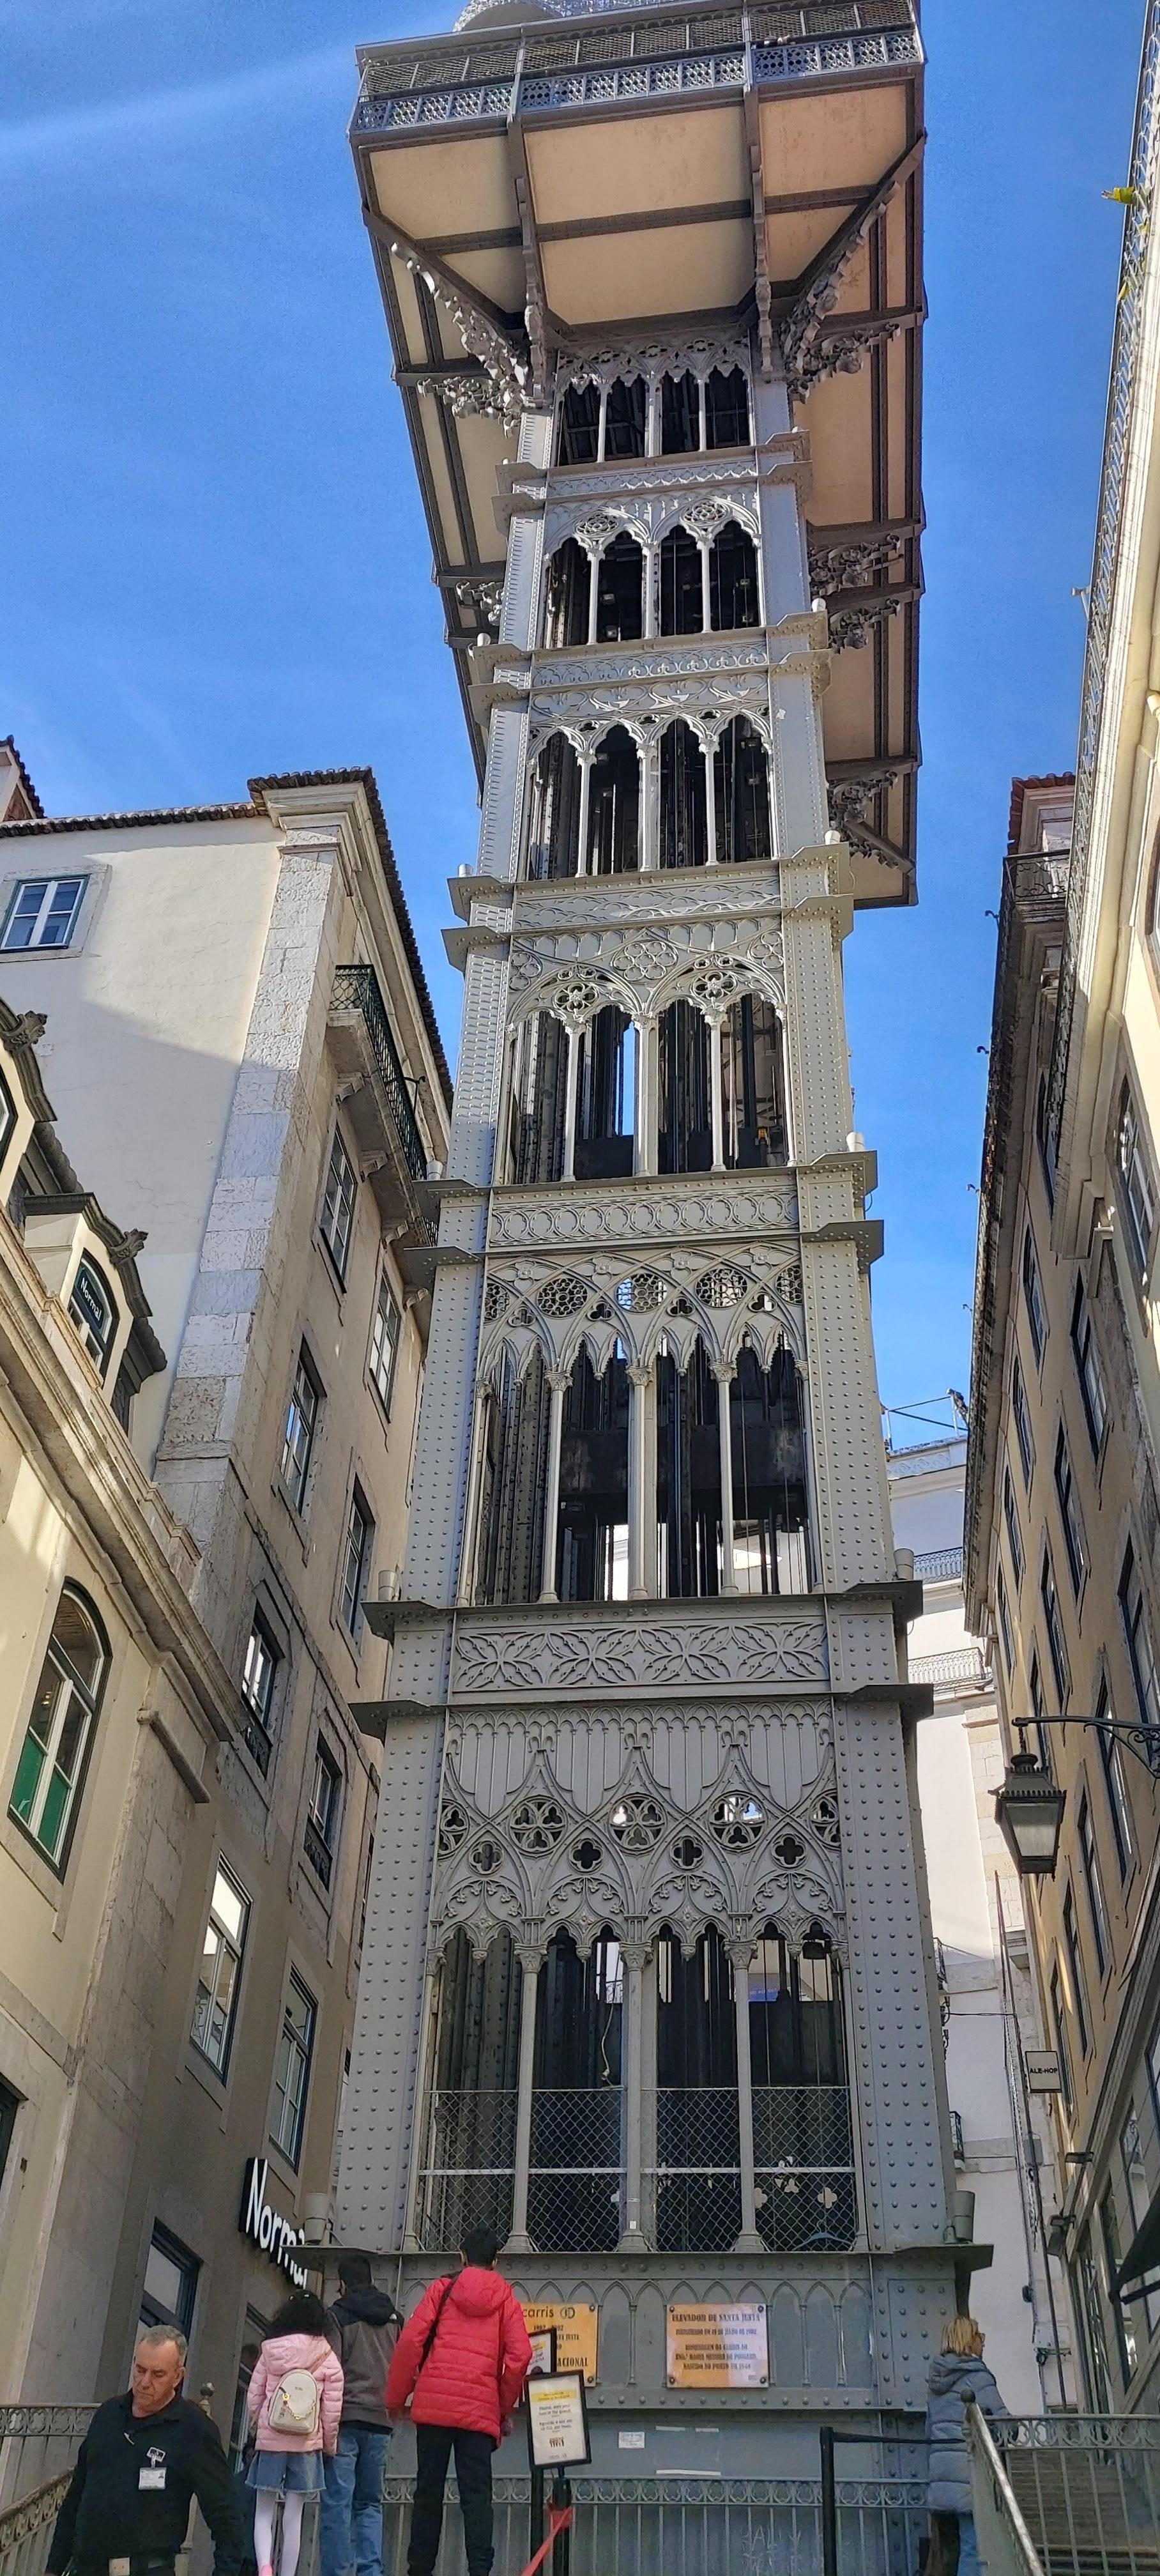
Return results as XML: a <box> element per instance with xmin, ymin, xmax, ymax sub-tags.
<box><xmin>0</xmin><ymin>762</ymin><xmax>450</xmax><ymax>2437</ymax></box>
<box><xmin>889</xmin><ymin>1421</ymin><xmax>1069</xmax><ymax>2413</ymax></box>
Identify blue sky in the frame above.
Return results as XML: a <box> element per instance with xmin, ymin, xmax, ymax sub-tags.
<box><xmin>1</xmin><ymin>0</ymin><xmax>1143</xmax><ymax>1411</ymax></box>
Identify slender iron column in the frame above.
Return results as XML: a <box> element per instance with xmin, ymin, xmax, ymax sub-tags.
<box><xmin>704</xmin><ymin>735</ymin><xmax>719</xmax><ymax>868</ymax></box>
<box><xmin>575</xmin><ymin>751</ymin><xmax>592</xmax><ymax>878</ymax></box>
<box><xmin>561</xmin><ymin>1022</ymin><xmax>581</xmax><ymax>1181</ymax></box>
<box><xmin>539</xmin><ymin>1370</ymin><xmax>570</xmax><ymax>1604</ymax></box>
<box><xmin>618</xmin><ymin>1939</ymin><xmax>652</xmax><ymax>2248</ymax></box>
<box><xmin>713</xmin><ymin>1359</ymin><xmax>737</xmax><ymax>1593</ymax></box>
<box><xmin>627</xmin><ymin>1361</ymin><xmax>652</xmax><ymax>1600</ymax></box>
<box><xmin>505</xmin><ymin>1947</ymin><xmax>544</xmax><ymax>2254</ymax></box>
<box><xmin>729</xmin><ymin>1938</ymin><xmax>763</xmax><ymax>2251</ymax></box>
<box><xmin>455</xmin><ymin>1383</ymin><xmax>489</xmax><ymax>1606</ymax></box>
<box><xmin>707</xmin><ymin>1008</ymin><xmax>726</xmax><ymax>1170</ymax></box>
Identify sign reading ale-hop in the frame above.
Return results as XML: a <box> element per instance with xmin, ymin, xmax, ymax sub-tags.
<box><xmin>666</xmin><ymin>2303</ymin><xmax>768</xmax><ymax>2388</ymax></box>
<box><xmin>521</xmin><ymin>2301</ymin><xmax>599</xmax><ymax>2384</ymax></box>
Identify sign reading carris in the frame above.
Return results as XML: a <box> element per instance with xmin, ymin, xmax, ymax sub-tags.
<box><xmin>240</xmin><ymin>2157</ymin><xmax>310</xmax><ymax>2288</ymax></box>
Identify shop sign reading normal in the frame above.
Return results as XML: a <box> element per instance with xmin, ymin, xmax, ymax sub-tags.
<box><xmin>521</xmin><ymin>2301</ymin><xmax>598</xmax><ymax>2384</ymax></box>
<box><xmin>666</xmin><ymin>2303</ymin><xmax>768</xmax><ymax>2388</ymax></box>
<box><xmin>239</xmin><ymin>2157</ymin><xmax>309</xmax><ymax>2289</ymax></box>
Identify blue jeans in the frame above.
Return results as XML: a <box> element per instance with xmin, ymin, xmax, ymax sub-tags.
<box><xmin>321</xmin><ymin>2426</ymin><xmax>390</xmax><ymax>2576</ymax></box>
<box><xmin>957</xmin><ymin>2512</ymin><xmax>980</xmax><ymax>2576</ymax></box>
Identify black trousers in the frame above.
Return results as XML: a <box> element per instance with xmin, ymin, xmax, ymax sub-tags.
<box><xmin>406</xmin><ymin>2425</ymin><xmax>494</xmax><ymax>2576</ymax></box>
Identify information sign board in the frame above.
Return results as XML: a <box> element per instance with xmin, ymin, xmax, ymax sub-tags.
<box><xmin>522</xmin><ymin>2301</ymin><xmax>598</xmax><ymax>2383</ymax></box>
<box><xmin>666</xmin><ymin>2303</ymin><xmax>768</xmax><ymax>2388</ymax></box>
<box><xmin>526</xmin><ymin>2372</ymin><xmax>591</xmax><ymax>2470</ymax></box>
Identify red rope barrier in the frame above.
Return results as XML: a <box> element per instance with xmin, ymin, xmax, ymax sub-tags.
<box><xmin>515</xmin><ymin>2502</ymin><xmax>574</xmax><ymax>2576</ymax></box>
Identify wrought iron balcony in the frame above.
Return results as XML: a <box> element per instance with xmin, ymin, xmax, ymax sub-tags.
<box><xmin>913</xmin><ymin>1544</ymin><xmax>964</xmax><ymax>1583</ymax></box>
<box><xmin>328</xmin><ymin>964</ymin><xmax>435</xmax><ymax>1246</ymax></box>
<box><xmin>353</xmin><ymin>2</ymin><xmax>922</xmax><ymax>134</ymax></box>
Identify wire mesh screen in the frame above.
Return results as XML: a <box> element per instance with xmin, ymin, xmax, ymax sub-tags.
<box><xmin>752</xmin><ymin>2085</ymin><xmax>857</xmax><ymax>2251</ymax></box>
<box><xmin>529</xmin><ymin>2088</ymin><xmax>624</xmax><ymax>2251</ymax></box>
<box><xmin>416</xmin><ymin>2090</ymin><xmax>515</xmax><ymax>2252</ymax></box>
<box><xmin>378</xmin><ymin>2474</ymin><xmax>927</xmax><ymax>2576</ymax></box>
<box><xmin>649</xmin><ymin>2087</ymin><xmax>742</xmax><ymax>2251</ymax></box>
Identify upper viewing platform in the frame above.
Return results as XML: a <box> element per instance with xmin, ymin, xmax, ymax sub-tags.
<box><xmin>352</xmin><ymin>0</ymin><xmax>924</xmax><ymax>901</ymax></box>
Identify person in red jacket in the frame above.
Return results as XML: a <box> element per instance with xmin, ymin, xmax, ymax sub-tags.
<box><xmin>386</xmin><ymin>2224</ymin><xmax>532</xmax><ymax>2576</ymax></box>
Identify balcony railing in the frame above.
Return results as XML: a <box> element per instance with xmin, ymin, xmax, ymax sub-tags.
<box><xmin>972</xmin><ymin>2412</ymin><xmax>1160</xmax><ymax>2576</ymax></box>
<box><xmin>416</xmin><ymin>2089</ymin><xmax>517</xmax><ymax>2253</ymax></box>
<box><xmin>913</xmin><ymin>1545</ymin><xmax>964</xmax><ymax>1583</ymax></box>
<box><xmin>909</xmin><ymin>1644</ymin><xmax>991</xmax><ymax>1692</ymax></box>
<box><xmin>528</xmin><ymin>2089</ymin><xmax>624</xmax><ymax>2254</ymax></box>
<box><xmin>332</xmin><ymin>965</ymin><xmax>427</xmax><ymax>1184</ymax></box>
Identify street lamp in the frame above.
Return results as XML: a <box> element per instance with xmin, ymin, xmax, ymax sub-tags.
<box><xmin>993</xmin><ymin>1748</ymin><xmax>1066</xmax><ymax>1876</ymax></box>
<box><xmin>994</xmin><ymin>1712</ymin><xmax>1160</xmax><ymax>1878</ymax></box>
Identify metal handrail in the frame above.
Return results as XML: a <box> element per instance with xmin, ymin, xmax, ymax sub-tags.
<box><xmin>332</xmin><ymin>965</ymin><xmax>427</xmax><ymax>1184</ymax></box>
<box><xmin>967</xmin><ymin>2404</ymin><xmax>1045</xmax><ymax>2576</ymax></box>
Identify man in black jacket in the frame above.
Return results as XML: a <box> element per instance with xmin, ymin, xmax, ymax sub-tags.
<box><xmin>321</xmin><ymin>2258</ymin><xmax>400</xmax><ymax>2576</ymax></box>
<box><xmin>47</xmin><ymin>2327</ymin><xmax>242</xmax><ymax>2576</ymax></box>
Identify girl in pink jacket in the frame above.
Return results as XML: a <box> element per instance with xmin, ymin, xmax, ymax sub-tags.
<box><xmin>246</xmin><ymin>2291</ymin><xmax>344</xmax><ymax>2576</ymax></box>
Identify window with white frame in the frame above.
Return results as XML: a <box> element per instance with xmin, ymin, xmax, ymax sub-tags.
<box><xmin>1120</xmin><ymin>1540</ymin><xmax>1160</xmax><ymax>1733</ymax></box>
<box><xmin>1002</xmin><ymin>1461</ymin><xmax>1025</xmax><ymax>1590</ymax></box>
<box><xmin>1053</xmin><ymin>1422</ymin><xmax>1088</xmax><ymax>1595</ymax></box>
<box><xmin>340</xmin><ymin>1484</ymin><xmax>372</xmax><ymax>1637</ymax></box>
<box><xmin>191</xmin><ymin>1860</ymin><xmax>250</xmax><ymax>2075</ymax></box>
<box><xmin>1116</xmin><ymin>1079</ymin><xmax>1157</xmax><ymax>1283</ymax></box>
<box><xmin>320</xmin><ymin>1124</ymin><xmax>357</xmax><ymax>1282</ymax></box>
<box><xmin>1120</xmin><ymin>2104</ymin><xmax>1160</xmax><ymax>2336</ymax></box>
<box><xmin>271</xmin><ymin>1970</ymin><xmax>315</xmax><ymax>2166</ymax></box>
<box><xmin>1022</xmin><ymin>1227</ymin><xmax>1047</xmax><ymax>1365</ymax></box>
<box><xmin>1040</xmin><ymin>1545</ymin><xmax>1070</xmax><ymax>1706</ymax></box>
<box><xmin>280</xmin><ymin>1344</ymin><xmax>320</xmax><ymax>1513</ymax></box>
<box><xmin>1077</xmin><ymin>1792</ymin><xmax>1110</xmax><ymax>1979</ymax></box>
<box><xmin>1063</xmin><ymin>1882</ymin><xmax>1090</xmax><ymax>2056</ymax></box>
<box><xmin>369</xmin><ymin>1272</ymin><xmax>401</xmax><ymax>1414</ymax></box>
<box><xmin>68</xmin><ymin>1257</ymin><xmax>118</xmax><ymax>1376</ymax></box>
<box><xmin>139</xmin><ymin>2223</ymin><xmax>199</xmax><ymax>2338</ymax></box>
<box><xmin>1012</xmin><ymin>1357</ymin><xmax>1034</xmax><ymax>1488</ymax></box>
<box><xmin>1096</xmin><ymin>1676</ymin><xmax>1134</xmax><ymax>1880</ymax></box>
<box><xmin>1050</xmin><ymin>1957</ymin><xmax>1074</xmax><ymax>2115</ymax></box>
<box><xmin>304</xmin><ymin>1738</ymin><xmax>342</xmax><ymax>1891</ymax></box>
<box><xmin>9</xmin><ymin>1585</ymin><xmax>107</xmax><ymax>1870</ymax></box>
<box><xmin>1</xmin><ymin>875</ymin><xmax>88</xmax><ymax>952</ymax></box>
<box><xmin>1071</xmin><ymin>1279</ymin><xmax>1108</xmax><ymax>1455</ymax></box>
<box><xmin>995</xmin><ymin>1564</ymin><xmax>1014</xmax><ymax>1673</ymax></box>
<box><xmin>241</xmin><ymin>1615</ymin><xmax>280</xmax><ymax>1775</ymax></box>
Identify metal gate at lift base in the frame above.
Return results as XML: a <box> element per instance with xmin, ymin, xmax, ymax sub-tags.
<box><xmin>381</xmin><ymin>2470</ymin><xmax>927</xmax><ymax>2576</ymax></box>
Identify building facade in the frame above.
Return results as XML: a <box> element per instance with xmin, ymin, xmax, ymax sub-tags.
<box><xmin>966</xmin><ymin>6</ymin><xmax>1160</xmax><ymax>2416</ymax></box>
<box><xmin>889</xmin><ymin>1422</ymin><xmax>1068</xmax><ymax>2412</ymax></box>
<box><xmin>0</xmin><ymin>764</ymin><xmax>450</xmax><ymax>2433</ymax></box>
<box><xmin>339</xmin><ymin>0</ymin><xmax>966</xmax><ymax>2486</ymax></box>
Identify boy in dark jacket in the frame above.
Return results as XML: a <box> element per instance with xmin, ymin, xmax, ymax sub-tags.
<box><xmin>321</xmin><ymin>2256</ymin><xmax>402</xmax><ymax>2576</ymax></box>
<box><xmin>387</xmin><ymin>2226</ymin><xmax>532</xmax><ymax>2576</ymax></box>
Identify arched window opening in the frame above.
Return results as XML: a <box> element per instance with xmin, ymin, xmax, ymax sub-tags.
<box><xmin>9</xmin><ymin>1584</ymin><xmax>109</xmax><ymax>1872</ymax></box>
<box><xmin>657</xmin><ymin>998</ymin><xmax>711</xmax><ymax>1173</ymax></box>
<box><xmin>659</xmin><ymin>721</ymin><xmax>708</xmax><ymax>871</ymax></box>
<box><xmin>661</xmin><ymin>369</ymin><xmax>701</xmax><ymax>454</ymax></box>
<box><xmin>731</xmin><ymin>1344</ymin><xmax>811</xmax><ymax>1595</ymax></box>
<box><xmin>657</xmin><ymin>1343</ymin><xmax>722</xmax><ymax>1600</ymax></box>
<box><xmin>558</xmin><ymin>381</ymin><xmax>600</xmax><ymax>464</ymax></box>
<box><xmin>653</xmin><ymin>1927</ymin><xmax>740</xmax><ymax>2250</ymax></box>
<box><xmin>595</xmin><ymin>533</ymin><xmax>644</xmax><ymax>643</ymax></box>
<box><xmin>588</xmin><ymin>726</ymin><xmax>640</xmax><ymax>875</ymax></box>
<box><xmin>558</xmin><ymin>1347</ymin><xmax>629</xmax><ymax>1604</ymax></box>
<box><xmin>526</xmin><ymin>735</ymin><xmax>583</xmax><ymax>881</ymax></box>
<box><xmin>531</xmin><ymin>1928</ymin><xmax>623</xmax><ymax>2251</ymax></box>
<box><xmin>710</xmin><ymin>522</ymin><xmax>759</xmax><ymax>631</ymax></box>
<box><xmin>575</xmin><ymin>1006</ymin><xmax>635</xmax><ymax>1182</ymax></box>
<box><xmin>507</xmin><ymin>1012</ymin><xmax>567</xmax><ymax>1185</ymax></box>
<box><xmin>705</xmin><ymin>365</ymin><xmax>751</xmax><ymax>448</ymax></box>
<box><xmin>750</xmin><ymin>1929</ymin><xmax>855</xmax><ymax>2250</ymax></box>
<box><xmin>477</xmin><ymin>1349</ymin><xmax>549</xmax><ymax>1605</ymax></box>
<box><xmin>659</xmin><ymin>527</ymin><xmax>704</xmax><ymax>636</ymax></box>
<box><xmin>715</xmin><ymin>716</ymin><xmax>772</xmax><ymax>865</ymax></box>
<box><xmin>418</xmin><ymin>1930</ymin><xmax>521</xmax><ymax>2250</ymax></box>
<box><xmin>544</xmin><ymin>539</ymin><xmax>591</xmax><ymax>649</ymax></box>
<box><xmin>604</xmin><ymin>376</ymin><xmax>646</xmax><ymax>459</ymax></box>
<box><xmin>722</xmin><ymin>995</ymin><xmax>788</xmax><ymax>1168</ymax></box>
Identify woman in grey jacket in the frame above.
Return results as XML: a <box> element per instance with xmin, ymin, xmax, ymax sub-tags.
<box><xmin>926</xmin><ymin>2316</ymin><xmax>1009</xmax><ymax>2576</ymax></box>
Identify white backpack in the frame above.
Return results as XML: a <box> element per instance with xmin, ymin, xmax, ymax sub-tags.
<box><xmin>268</xmin><ymin>2367</ymin><xmax>321</xmax><ymax>2438</ymax></box>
